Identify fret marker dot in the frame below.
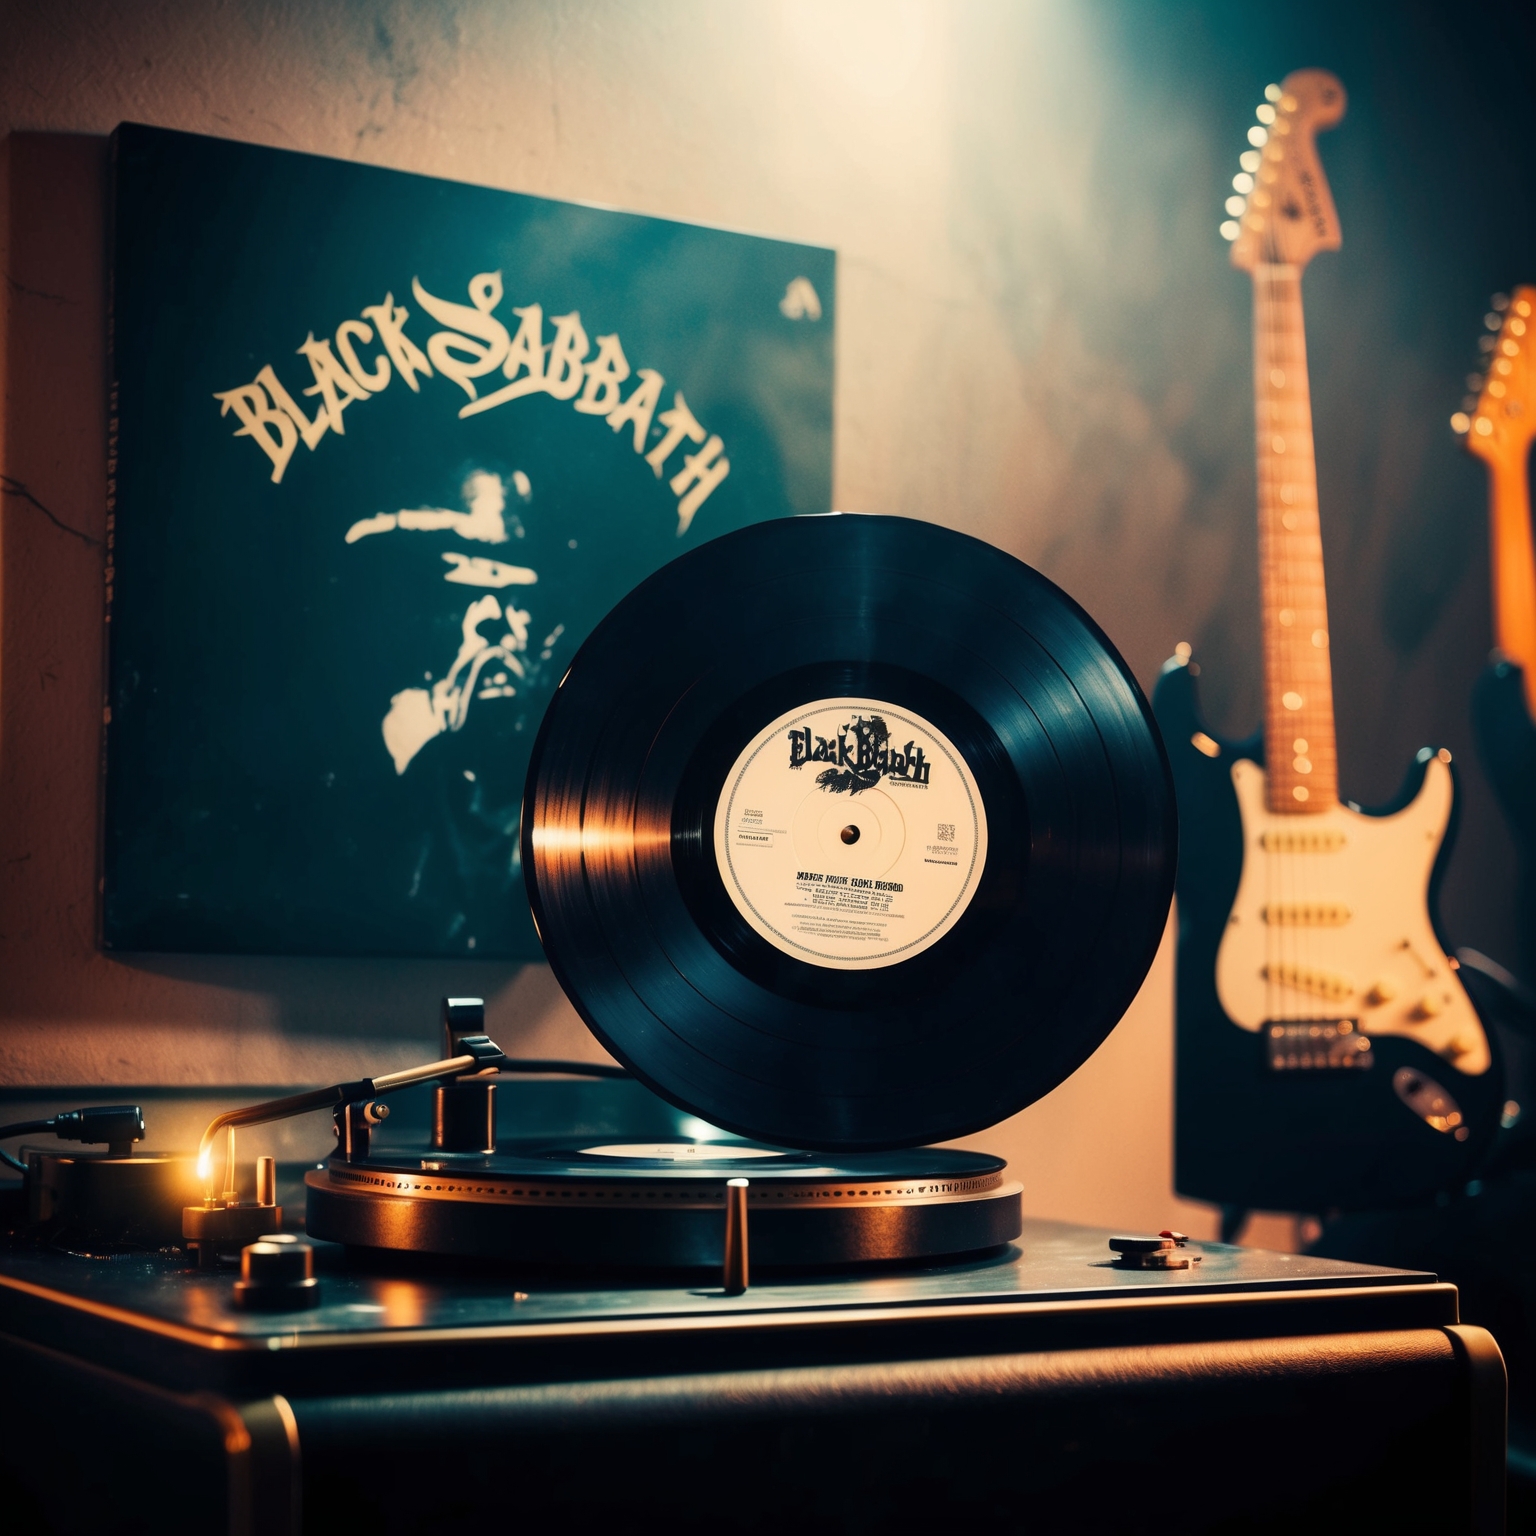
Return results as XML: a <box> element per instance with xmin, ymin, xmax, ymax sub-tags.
<box><xmin>1272</xmin><ymin>436</ymin><xmax>1286</xmax><ymax>453</ymax></box>
<box><xmin>1294</xmin><ymin>756</ymin><xmax>1312</xmax><ymax>774</ymax></box>
<box><xmin>1282</xmin><ymin>691</ymin><xmax>1304</xmax><ymax>711</ymax></box>
<box><xmin>1293</xmin><ymin>785</ymin><xmax>1310</xmax><ymax>802</ymax></box>
<box><xmin>1311</xmin><ymin>629</ymin><xmax>1328</xmax><ymax>647</ymax></box>
<box><xmin>1280</xmin><ymin>485</ymin><xmax>1294</xmax><ymax>503</ymax></box>
<box><xmin>1282</xmin><ymin>512</ymin><xmax>1299</xmax><ymax>530</ymax></box>
<box><xmin>1293</xmin><ymin>739</ymin><xmax>1308</xmax><ymax>754</ymax></box>
<box><xmin>1270</xmin><ymin>369</ymin><xmax>1285</xmax><ymax>387</ymax></box>
<box><xmin>1278</xmin><ymin>609</ymin><xmax>1295</xmax><ymax>626</ymax></box>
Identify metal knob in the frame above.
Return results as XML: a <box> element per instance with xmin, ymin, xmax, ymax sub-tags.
<box><xmin>233</xmin><ymin>1237</ymin><xmax>321</xmax><ymax>1310</ymax></box>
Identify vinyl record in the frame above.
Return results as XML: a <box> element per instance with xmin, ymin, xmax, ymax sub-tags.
<box><xmin>522</xmin><ymin>513</ymin><xmax>1175</xmax><ymax>1150</ymax></box>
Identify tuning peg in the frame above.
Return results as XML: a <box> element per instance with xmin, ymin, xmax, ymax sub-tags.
<box><xmin>1485</xmin><ymin>312</ymin><xmax>1503</xmax><ymax>330</ymax></box>
<box><xmin>1451</xmin><ymin>412</ymin><xmax>1471</xmax><ymax>435</ymax></box>
<box><xmin>1256</xmin><ymin>103</ymin><xmax>1277</xmax><ymax>125</ymax></box>
<box><xmin>1220</xmin><ymin>221</ymin><xmax>1240</xmax><ymax>242</ymax></box>
<box><xmin>1265</xmin><ymin>83</ymin><xmax>1282</xmax><ymax>102</ymax></box>
<box><xmin>1248</xmin><ymin>126</ymin><xmax>1269</xmax><ymax>147</ymax></box>
<box><xmin>1479</xmin><ymin>335</ymin><xmax>1497</xmax><ymax>353</ymax></box>
<box><xmin>1224</xmin><ymin>195</ymin><xmax>1246</xmax><ymax>216</ymax></box>
<box><xmin>1467</xmin><ymin>374</ymin><xmax>1484</xmax><ymax>390</ymax></box>
<box><xmin>1239</xmin><ymin>150</ymin><xmax>1261</xmax><ymax>172</ymax></box>
<box><xmin>1462</xmin><ymin>395</ymin><xmax>1479</xmax><ymax>411</ymax></box>
<box><xmin>1232</xmin><ymin>172</ymin><xmax>1254</xmax><ymax>193</ymax></box>
<box><xmin>1492</xmin><ymin>293</ymin><xmax>1510</xmax><ymax>311</ymax></box>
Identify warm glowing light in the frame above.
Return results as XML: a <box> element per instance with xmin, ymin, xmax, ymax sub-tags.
<box><xmin>197</xmin><ymin>1151</ymin><xmax>212</xmax><ymax>1182</ymax></box>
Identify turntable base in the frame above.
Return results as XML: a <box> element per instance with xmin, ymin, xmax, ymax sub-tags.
<box><xmin>0</xmin><ymin>1219</ymin><xmax>1506</xmax><ymax>1536</ymax></box>
<box><xmin>304</xmin><ymin>1141</ymin><xmax>1021</xmax><ymax>1267</ymax></box>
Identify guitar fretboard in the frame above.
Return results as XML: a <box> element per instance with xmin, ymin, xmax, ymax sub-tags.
<box><xmin>1251</xmin><ymin>263</ymin><xmax>1338</xmax><ymax>813</ymax></box>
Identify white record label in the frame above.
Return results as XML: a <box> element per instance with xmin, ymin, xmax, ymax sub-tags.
<box><xmin>713</xmin><ymin>698</ymin><xmax>988</xmax><ymax>969</ymax></box>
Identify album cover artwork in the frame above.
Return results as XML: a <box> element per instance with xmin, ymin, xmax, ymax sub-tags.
<box><xmin>102</xmin><ymin>123</ymin><xmax>834</xmax><ymax>957</ymax></box>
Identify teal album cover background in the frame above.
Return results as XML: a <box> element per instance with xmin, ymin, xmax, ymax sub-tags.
<box><xmin>103</xmin><ymin>123</ymin><xmax>835</xmax><ymax>957</ymax></box>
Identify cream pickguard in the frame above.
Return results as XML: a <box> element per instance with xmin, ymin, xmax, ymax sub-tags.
<box><xmin>1214</xmin><ymin>755</ymin><xmax>1491</xmax><ymax>1075</ymax></box>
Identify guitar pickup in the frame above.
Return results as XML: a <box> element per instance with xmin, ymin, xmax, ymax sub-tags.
<box><xmin>1265</xmin><ymin>1019</ymin><xmax>1372</xmax><ymax>1071</ymax></box>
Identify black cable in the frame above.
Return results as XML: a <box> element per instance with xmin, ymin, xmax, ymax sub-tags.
<box><xmin>0</xmin><ymin>1119</ymin><xmax>54</xmax><ymax>1143</ymax></box>
<box><xmin>0</xmin><ymin>1120</ymin><xmax>53</xmax><ymax>1176</ymax></box>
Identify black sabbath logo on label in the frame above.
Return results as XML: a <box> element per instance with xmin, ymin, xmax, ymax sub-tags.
<box><xmin>713</xmin><ymin>698</ymin><xmax>988</xmax><ymax>971</ymax></box>
<box><xmin>787</xmin><ymin>714</ymin><xmax>931</xmax><ymax>792</ymax></box>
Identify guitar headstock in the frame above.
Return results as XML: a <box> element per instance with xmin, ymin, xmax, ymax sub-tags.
<box><xmin>1453</xmin><ymin>287</ymin><xmax>1536</xmax><ymax>467</ymax></box>
<box><xmin>1220</xmin><ymin>69</ymin><xmax>1346</xmax><ymax>272</ymax></box>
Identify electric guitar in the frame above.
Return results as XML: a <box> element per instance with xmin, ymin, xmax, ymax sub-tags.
<box><xmin>1456</xmin><ymin>289</ymin><xmax>1536</xmax><ymax>987</ymax></box>
<box><xmin>1153</xmin><ymin>69</ymin><xmax>1504</xmax><ymax>1213</ymax></box>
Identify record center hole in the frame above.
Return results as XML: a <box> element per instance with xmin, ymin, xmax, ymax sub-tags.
<box><xmin>840</xmin><ymin>825</ymin><xmax>860</xmax><ymax>845</ymax></box>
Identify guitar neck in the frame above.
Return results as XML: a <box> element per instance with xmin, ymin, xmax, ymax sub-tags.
<box><xmin>1250</xmin><ymin>264</ymin><xmax>1338</xmax><ymax>814</ymax></box>
<box><xmin>1488</xmin><ymin>452</ymin><xmax>1536</xmax><ymax>718</ymax></box>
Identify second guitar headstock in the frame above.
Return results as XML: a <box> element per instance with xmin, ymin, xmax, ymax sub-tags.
<box><xmin>1454</xmin><ymin>287</ymin><xmax>1536</xmax><ymax>469</ymax></box>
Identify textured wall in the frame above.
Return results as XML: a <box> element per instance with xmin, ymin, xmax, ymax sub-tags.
<box><xmin>3</xmin><ymin>0</ymin><xmax>1529</xmax><ymax>1239</ymax></box>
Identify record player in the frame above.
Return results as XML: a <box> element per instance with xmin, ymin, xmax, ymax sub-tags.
<box><xmin>0</xmin><ymin>517</ymin><xmax>1510</xmax><ymax>1532</ymax></box>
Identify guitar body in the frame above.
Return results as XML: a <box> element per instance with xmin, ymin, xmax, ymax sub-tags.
<box><xmin>1472</xmin><ymin>658</ymin><xmax>1536</xmax><ymax>982</ymax></box>
<box><xmin>1156</xmin><ymin>660</ymin><xmax>1505</xmax><ymax>1212</ymax></box>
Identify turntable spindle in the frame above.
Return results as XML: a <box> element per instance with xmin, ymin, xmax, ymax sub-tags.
<box><xmin>723</xmin><ymin>1177</ymin><xmax>749</xmax><ymax>1295</ymax></box>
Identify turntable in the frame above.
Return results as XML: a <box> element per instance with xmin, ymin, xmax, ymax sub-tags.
<box><xmin>192</xmin><ymin>514</ymin><xmax>1177</xmax><ymax>1281</ymax></box>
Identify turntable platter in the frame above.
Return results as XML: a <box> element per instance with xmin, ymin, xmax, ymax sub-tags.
<box><xmin>305</xmin><ymin>1139</ymin><xmax>1020</xmax><ymax>1269</ymax></box>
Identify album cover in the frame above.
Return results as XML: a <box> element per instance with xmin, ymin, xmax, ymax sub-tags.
<box><xmin>102</xmin><ymin>122</ymin><xmax>834</xmax><ymax>957</ymax></box>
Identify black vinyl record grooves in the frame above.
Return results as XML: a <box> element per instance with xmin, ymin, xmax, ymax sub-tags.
<box><xmin>522</xmin><ymin>514</ymin><xmax>1175</xmax><ymax>1151</ymax></box>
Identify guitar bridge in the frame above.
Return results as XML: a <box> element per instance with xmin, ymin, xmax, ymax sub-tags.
<box><xmin>1265</xmin><ymin>1019</ymin><xmax>1372</xmax><ymax>1071</ymax></box>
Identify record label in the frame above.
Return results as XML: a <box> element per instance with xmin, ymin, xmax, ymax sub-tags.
<box><xmin>713</xmin><ymin>698</ymin><xmax>987</xmax><ymax>970</ymax></box>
